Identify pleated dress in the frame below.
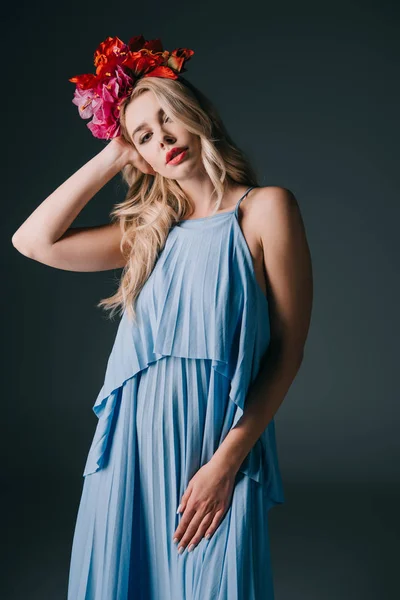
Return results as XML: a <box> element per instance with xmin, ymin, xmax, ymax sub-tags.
<box><xmin>67</xmin><ymin>185</ymin><xmax>285</xmax><ymax>600</ymax></box>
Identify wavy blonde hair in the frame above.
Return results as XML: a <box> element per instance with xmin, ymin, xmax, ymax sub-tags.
<box><xmin>97</xmin><ymin>76</ymin><xmax>259</xmax><ymax>323</ymax></box>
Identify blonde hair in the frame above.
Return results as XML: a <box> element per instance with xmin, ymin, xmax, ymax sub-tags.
<box><xmin>97</xmin><ymin>76</ymin><xmax>259</xmax><ymax>323</ymax></box>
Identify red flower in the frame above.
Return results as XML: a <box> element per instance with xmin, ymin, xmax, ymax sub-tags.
<box><xmin>69</xmin><ymin>35</ymin><xmax>194</xmax><ymax>139</ymax></box>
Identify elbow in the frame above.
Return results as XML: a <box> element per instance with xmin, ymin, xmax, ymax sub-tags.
<box><xmin>11</xmin><ymin>231</ymin><xmax>20</xmax><ymax>248</ymax></box>
<box><xmin>283</xmin><ymin>349</ymin><xmax>304</xmax><ymax>373</ymax></box>
<box><xmin>269</xmin><ymin>336</ymin><xmax>304</xmax><ymax>365</ymax></box>
<box><xmin>287</xmin><ymin>345</ymin><xmax>304</xmax><ymax>370</ymax></box>
<box><xmin>296</xmin><ymin>350</ymin><xmax>305</xmax><ymax>370</ymax></box>
<box><xmin>11</xmin><ymin>232</ymin><xmax>34</xmax><ymax>258</ymax></box>
<box><xmin>270</xmin><ymin>342</ymin><xmax>305</xmax><ymax>375</ymax></box>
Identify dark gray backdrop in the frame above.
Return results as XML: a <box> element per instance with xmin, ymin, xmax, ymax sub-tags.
<box><xmin>3</xmin><ymin>1</ymin><xmax>399</xmax><ymax>598</ymax></box>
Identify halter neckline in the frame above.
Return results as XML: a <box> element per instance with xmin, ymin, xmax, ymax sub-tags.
<box><xmin>177</xmin><ymin>186</ymin><xmax>257</xmax><ymax>226</ymax></box>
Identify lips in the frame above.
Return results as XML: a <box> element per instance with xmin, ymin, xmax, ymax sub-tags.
<box><xmin>166</xmin><ymin>147</ymin><xmax>188</xmax><ymax>163</ymax></box>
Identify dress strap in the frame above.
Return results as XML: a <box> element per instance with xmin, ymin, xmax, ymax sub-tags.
<box><xmin>234</xmin><ymin>186</ymin><xmax>257</xmax><ymax>218</ymax></box>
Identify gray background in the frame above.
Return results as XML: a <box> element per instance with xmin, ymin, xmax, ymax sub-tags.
<box><xmin>3</xmin><ymin>0</ymin><xmax>399</xmax><ymax>598</ymax></box>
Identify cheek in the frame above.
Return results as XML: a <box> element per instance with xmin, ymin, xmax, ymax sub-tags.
<box><xmin>136</xmin><ymin>145</ymin><xmax>151</xmax><ymax>162</ymax></box>
<box><xmin>141</xmin><ymin>143</ymin><xmax>156</xmax><ymax>158</ymax></box>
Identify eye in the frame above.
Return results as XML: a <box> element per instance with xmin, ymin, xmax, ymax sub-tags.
<box><xmin>139</xmin><ymin>116</ymin><xmax>171</xmax><ymax>144</ymax></box>
<box><xmin>139</xmin><ymin>133</ymin><xmax>151</xmax><ymax>144</ymax></box>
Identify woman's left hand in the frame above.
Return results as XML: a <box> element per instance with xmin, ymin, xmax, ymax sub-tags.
<box><xmin>172</xmin><ymin>460</ymin><xmax>237</xmax><ymax>553</ymax></box>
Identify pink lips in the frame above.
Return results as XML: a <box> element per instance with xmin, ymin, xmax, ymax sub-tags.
<box><xmin>167</xmin><ymin>148</ymin><xmax>188</xmax><ymax>165</ymax></box>
<box><xmin>166</xmin><ymin>147</ymin><xmax>188</xmax><ymax>164</ymax></box>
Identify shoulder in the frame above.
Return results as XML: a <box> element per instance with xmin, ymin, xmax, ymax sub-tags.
<box><xmin>248</xmin><ymin>185</ymin><xmax>303</xmax><ymax>244</ymax></box>
<box><xmin>250</xmin><ymin>185</ymin><xmax>299</xmax><ymax>219</ymax></box>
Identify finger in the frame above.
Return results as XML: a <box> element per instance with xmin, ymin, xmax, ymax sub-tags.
<box><xmin>176</xmin><ymin>510</ymin><xmax>208</xmax><ymax>553</ymax></box>
<box><xmin>173</xmin><ymin>504</ymin><xmax>196</xmax><ymax>542</ymax></box>
<box><xmin>186</xmin><ymin>512</ymin><xmax>214</xmax><ymax>552</ymax></box>
<box><xmin>176</xmin><ymin>484</ymin><xmax>193</xmax><ymax>515</ymax></box>
<box><xmin>204</xmin><ymin>508</ymin><xmax>227</xmax><ymax>540</ymax></box>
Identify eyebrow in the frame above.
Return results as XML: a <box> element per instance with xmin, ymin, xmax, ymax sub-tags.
<box><xmin>131</xmin><ymin>108</ymin><xmax>166</xmax><ymax>140</ymax></box>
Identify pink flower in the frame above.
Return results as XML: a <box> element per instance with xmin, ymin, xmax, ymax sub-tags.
<box><xmin>73</xmin><ymin>64</ymin><xmax>134</xmax><ymax>139</ymax></box>
<box><xmin>71</xmin><ymin>86</ymin><xmax>98</xmax><ymax>119</ymax></box>
<box><xmin>69</xmin><ymin>35</ymin><xmax>194</xmax><ymax>140</ymax></box>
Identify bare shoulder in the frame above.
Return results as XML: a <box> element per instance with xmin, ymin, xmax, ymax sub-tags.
<box><xmin>249</xmin><ymin>187</ymin><xmax>312</xmax><ymax>354</ymax></box>
<box><xmin>247</xmin><ymin>185</ymin><xmax>304</xmax><ymax>244</ymax></box>
<box><xmin>250</xmin><ymin>185</ymin><xmax>300</xmax><ymax>221</ymax></box>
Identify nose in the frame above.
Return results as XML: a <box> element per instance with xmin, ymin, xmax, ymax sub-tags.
<box><xmin>157</xmin><ymin>122</ymin><xmax>176</xmax><ymax>145</ymax></box>
<box><xmin>159</xmin><ymin>132</ymin><xmax>176</xmax><ymax>146</ymax></box>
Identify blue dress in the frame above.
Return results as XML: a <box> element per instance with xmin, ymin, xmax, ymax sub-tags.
<box><xmin>67</xmin><ymin>185</ymin><xmax>285</xmax><ymax>599</ymax></box>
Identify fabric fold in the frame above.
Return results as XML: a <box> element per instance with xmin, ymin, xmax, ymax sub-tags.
<box><xmin>82</xmin><ymin>214</ymin><xmax>284</xmax><ymax>507</ymax></box>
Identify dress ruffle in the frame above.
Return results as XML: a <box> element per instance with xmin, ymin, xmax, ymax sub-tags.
<box><xmin>83</xmin><ymin>214</ymin><xmax>284</xmax><ymax>509</ymax></box>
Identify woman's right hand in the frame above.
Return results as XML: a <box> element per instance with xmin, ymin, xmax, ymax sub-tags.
<box><xmin>107</xmin><ymin>136</ymin><xmax>157</xmax><ymax>175</ymax></box>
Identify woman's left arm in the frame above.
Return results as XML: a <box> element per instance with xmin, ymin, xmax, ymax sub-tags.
<box><xmin>172</xmin><ymin>187</ymin><xmax>313</xmax><ymax>553</ymax></box>
<box><xmin>210</xmin><ymin>185</ymin><xmax>313</xmax><ymax>475</ymax></box>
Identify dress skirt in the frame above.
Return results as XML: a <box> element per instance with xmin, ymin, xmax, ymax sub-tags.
<box><xmin>67</xmin><ymin>356</ymin><xmax>275</xmax><ymax>599</ymax></box>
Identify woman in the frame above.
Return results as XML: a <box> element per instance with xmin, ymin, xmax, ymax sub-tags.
<box><xmin>12</xmin><ymin>35</ymin><xmax>313</xmax><ymax>599</ymax></box>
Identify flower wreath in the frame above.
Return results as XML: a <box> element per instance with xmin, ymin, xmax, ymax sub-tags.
<box><xmin>69</xmin><ymin>34</ymin><xmax>195</xmax><ymax>140</ymax></box>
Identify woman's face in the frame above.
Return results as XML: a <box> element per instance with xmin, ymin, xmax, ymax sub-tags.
<box><xmin>124</xmin><ymin>90</ymin><xmax>202</xmax><ymax>178</ymax></box>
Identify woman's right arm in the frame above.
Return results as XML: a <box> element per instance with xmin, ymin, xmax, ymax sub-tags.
<box><xmin>11</xmin><ymin>138</ymin><xmax>154</xmax><ymax>272</ymax></box>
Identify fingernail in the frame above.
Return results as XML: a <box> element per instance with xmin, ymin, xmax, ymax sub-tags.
<box><xmin>205</xmin><ymin>533</ymin><xmax>211</xmax><ymax>540</ymax></box>
<box><xmin>173</xmin><ymin>537</ymin><xmax>178</xmax><ymax>544</ymax></box>
<box><xmin>176</xmin><ymin>504</ymin><xmax>181</xmax><ymax>514</ymax></box>
<box><xmin>188</xmin><ymin>544</ymin><xmax>195</xmax><ymax>552</ymax></box>
<box><xmin>178</xmin><ymin>546</ymin><xmax>184</xmax><ymax>554</ymax></box>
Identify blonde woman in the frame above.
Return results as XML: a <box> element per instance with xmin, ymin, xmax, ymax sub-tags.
<box><xmin>12</xmin><ymin>36</ymin><xmax>313</xmax><ymax>600</ymax></box>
